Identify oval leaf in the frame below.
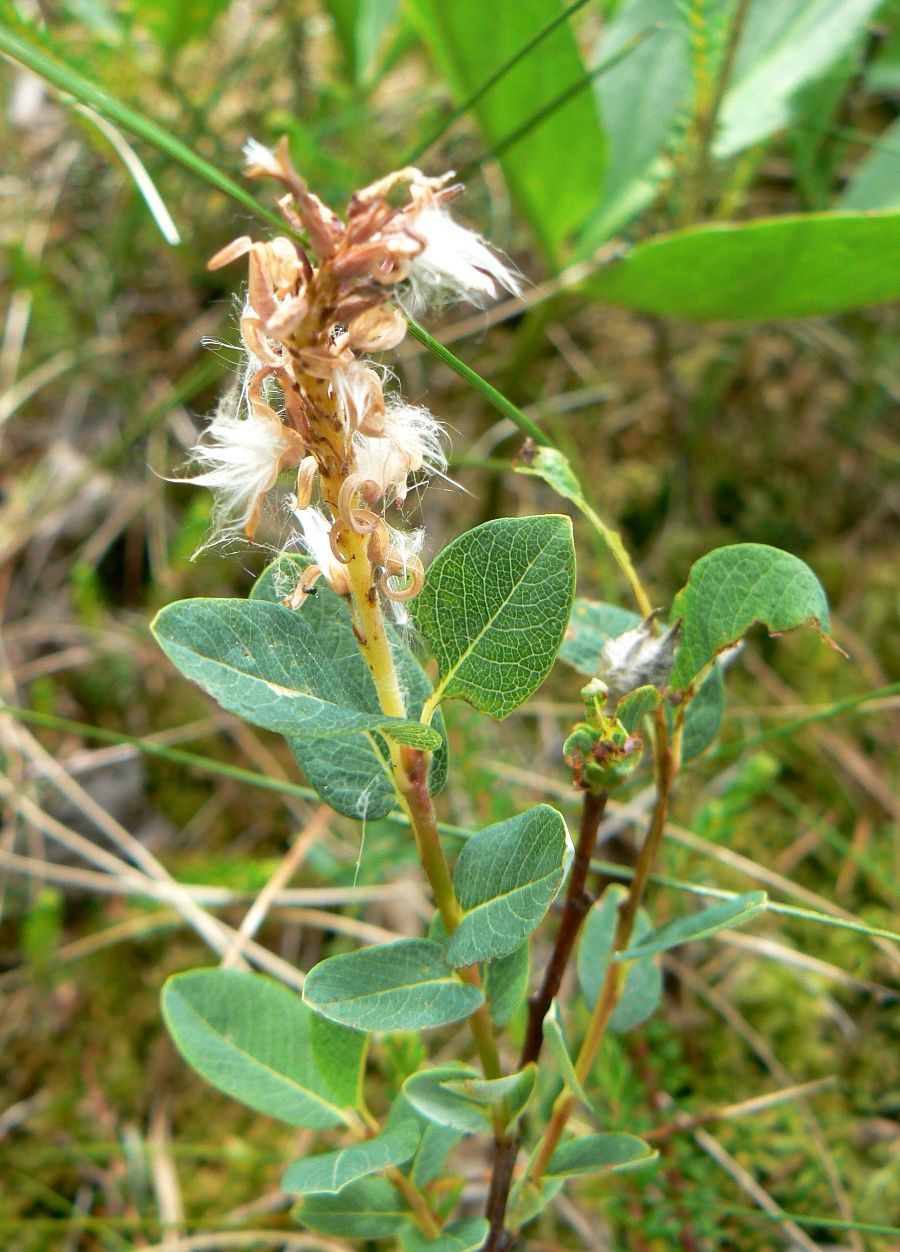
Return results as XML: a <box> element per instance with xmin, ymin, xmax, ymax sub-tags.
<box><xmin>151</xmin><ymin>598</ymin><xmax>440</xmax><ymax>751</ymax></box>
<box><xmin>413</xmin><ymin>515</ymin><xmax>576</xmax><ymax>719</ymax></box>
<box><xmin>296</xmin><ymin>1177</ymin><xmax>407</xmax><ymax>1237</ymax></box>
<box><xmin>578</xmin><ymin>888</ymin><xmax>662</xmax><ymax>1034</ymax></box>
<box><xmin>407</xmin><ymin>0</ymin><xmax>606</xmax><ymax>255</ymax></box>
<box><xmin>401</xmin><ymin>1217</ymin><xmax>491</xmax><ymax>1252</ymax></box>
<box><xmin>161</xmin><ymin>969</ymin><xmax>357</xmax><ymax>1129</ymax></box>
<box><xmin>303</xmin><ymin>939</ymin><xmax>483</xmax><ymax>1031</ymax></box>
<box><xmin>669</xmin><ymin>544</ymin><xmax>831</xmax><ymax>688</ymax></box>
<box><xmin>617</xmin><ymin>891</ymin><xmax>767</xmax><ymax>960</ymax></box>
<box><xmin>585</xmin><ymin>211</ymin><xmax>900</xmax><ymax>321</ymax></box>
<box><xmin>447</xmin><ymin>805</ymin><xmax>571</xmax><ymax>966</ymax></box>
<box><xmin>545</xmin><ymin>1131</ymin><xmax>655</xmax><ymax>1178</ymax></box>
<box><xmin>282</xmin><ymin>1122</ymin><xmax>421</xmax><ymax>1196</ymax></box>
<box><xmin>403</xmin><ymin>1065</ymin><xmax>487</xmax><ymax>1134</ymax></box>
<box><xmin>251</xmin><ymin>554</ymin><xmax>448</xmax><ymax>820</ymax></box>
<box><xmin>485</xmin><ymin>941</ymin><xmax>530</xmax><ymax>1026</ymax></box>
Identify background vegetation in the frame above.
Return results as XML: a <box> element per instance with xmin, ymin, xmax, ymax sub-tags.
<box><xmin>0</xmin><ymin>0</ymin><xmax>897</xmax><ymax>1248</ymax></box>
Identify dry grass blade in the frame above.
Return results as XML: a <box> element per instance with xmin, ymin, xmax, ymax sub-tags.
<box><xmin>644</xmin><ymin>1076</ymin><xmax>838</xmax><ymax>1143</ymax></box>
<box><xmin>668</xmin><ymin>956</ymin><xmax>861</xmax><ymax>1248</ymax></box>
<box><xmin>714</xmin><ymin>930</ymin><xmax>897</xmax><ymax>1000</ymax></box>
<box><xmin>219</xmin><ymin>806</ymin><xmax>329</xmax><ymax>968</ymax></box>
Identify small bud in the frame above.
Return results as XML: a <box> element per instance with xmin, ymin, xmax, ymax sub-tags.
<box><xmin>597</xmin><ymin>613</ymin><xmax>680</xmax><ymax>703</ymax></box>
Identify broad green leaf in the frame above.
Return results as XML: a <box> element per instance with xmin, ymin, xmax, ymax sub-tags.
<box><xmin>325</xmin><ymin>0</ymin><xmax>399</xmax><ymax>84</ymax></box>
<box><xmin>578</xmin><ymin>888</ymin><xmax>662</xmax><ymax>1034</ymax></box>
<box><xmin>485</xmin><ymin>941</ymin><xmax>530</xmax><ymax>1026</ymax></box>
<box><xmin>508</xmin><ymin>1176</ymin><xmax>564</xmax><ymax>1226</ymax></box>
<box><xmin>282</xmin><ymin>1122</ymin><xmax>420</xmax><ymax>1196</ymax></box>
<box><xmin>447</xmin><ymin>805</ymin><xmax>571</xmax><ymax>966</ymax></box>
<box><xmin>442</xmin><ymin>1065</ymin><xmax>537</xmax><ymax>1129</ymax></box>
<box><xmin>303</xmin><ymin>939</ymin><xmax>483</xmax><ymax>1031</ymax></box>
<box><xmin>401</xmin><ymin>1217</ymin><xmax>490</xmax><ymax>1252</ymax></box>
<box><xmin>580</xmin><ymin>0</ymin><xmax>691</xmax><ymax>247</ymax></box>
<box><xmin>716</xmin><ymin>0</ymin><xmax>882</xmax><ymax>158</ymax></box>
<box><xmin>675</xmin><ymin>663</ymin><xmax>725</xmax><ymax>761</ymax></box>
<box><xmin>403</xmin><ymin>1065</ymin><xmax>487</xmax><ymax>1133</ymax></box>
<box><xmin>617</xmin><ymin>891</ymin><xmax>767</xmax><ymax>959</ymax></box>
<box><xmin>406</xmin><ymin>0</ymin><xmax>606</xmax><ymax>256</ymax></box>
<box><xmin>151</xmin><ymin>598</ymin><xmax>440</xmax><ymax>752</ymax></box>
<box><xmin>585</xmin><ymin>211</ymin><xmax>900</xmax><ymax>320</ymax></box>
<box><xmin>388</xmin><ymin>1097</ymin><xmax>464</xmax><ymax>1186</ymax></box>
<box><xmin>310</xmin><ymin>1013</ymin><xmax>367</xmax><ymax>1109</ymax></box>
<box><xmin>161</xmin><ymin>969</ymin><xmax>358</xmax><ymax>1129</ymax></box>
<box><xmin>616</xmin><ymin>684</ymin><xmax>661</xmax><ymax>732</ymax></box>
<box><xmin>296</xmin><ymin>1177</ymin><xmax>407</xmax><ymax>1237</ymax></box>
<box><xmin>840</xmin><ymin>117</ymin><xmax>900</xmax><ymax>211</ymax></box>
<box><xmin>545</xmin><ymin>1132</ymin><xmax>656</xmax><ymax>1178</ymax></box>
<box><xmin>413</xmin><ymin>516</ymin><xmax>576</xmax><ymax>719</ymax></box>
<box><xmin>251</xmin><ymin>555</ymin><xmax>447</xmax><ymax>820</ymax></box>
<box><xmin>132</xmin><ymin>0</ymin><xmax>228</xmax><ymax>54</ymax></box>
<box><xmin>543</xmin><ymin>1000</ymin><xmax>591</xmax><ymax>1108</ymax></box>
<box><xmin>669</xmin><ymin>544</ymin><xmax>831</xmax><ymax>688</ymax></box>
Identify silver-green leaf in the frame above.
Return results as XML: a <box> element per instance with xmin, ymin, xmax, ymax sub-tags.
<box><xmin>616</xmin><ymin>892</ymin><xmax>768</xmax><ymax>960</ymax></box>
<box><xmin>161</xmin><ymin>969</ymin><xmax>359</xmax><ymax>1129</ymax></box>
<box><xmin>250</xmin><ymin>554</ymin><xmax>447</xmax><ymax>820</ymax></box>
<box><xmin>296</xmin><ymin>1177</ymin><xmax>407</xmax><ymax>1237</ymax></box>
<box><xmin>447</xmin><ymin>805</ymin><xmax>571</xmax><ymax>967</ymax></box>
<box><xmin>151</xmin><ymin>598</ymin><xmax>440</xmax><ymax>751</ymax></box>
<box><xmin>303</xmin><ymin>939</ymin><xmax>483</xmax><ymax>1032</ymax></box>
<box><xmin>545</xmin><ymin>1132</ymin><xmax>656</xmax><ymax>1179</ymax></box>
<box><xmin>282</xmin><ymin>1122</ymin><xmax>421</xmax><ymax>1196</ymax></box>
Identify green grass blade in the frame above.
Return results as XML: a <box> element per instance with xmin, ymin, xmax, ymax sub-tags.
<box><xmin>405</xmin><ymin>317</ymin><xmax>550</xmax><ymax>445</ymax></box>
<box><xmin>406</xmin><ymin>0</ymin><xmax>594</xmax><ymax>163</ymax></box>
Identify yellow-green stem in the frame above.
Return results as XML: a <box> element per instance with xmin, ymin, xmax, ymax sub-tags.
<box><xmin>340</xmin><ymin>531</ymin><xmax>503</xmax><ymax>1085</ymax></box>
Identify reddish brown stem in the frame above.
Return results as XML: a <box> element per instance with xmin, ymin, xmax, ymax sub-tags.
<box><xmin>484</xmin><ymin>788</ymin><xmax>609</xmax><ymax>1250</ymax></box>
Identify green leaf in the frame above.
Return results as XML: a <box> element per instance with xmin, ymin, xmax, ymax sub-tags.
<box><xmin>132</xmin><ymin>0</ymin><xmax>228</xmax><ymax>55</ymax></box>
<box><xmin>296</xmin><ymin>1177</ymin><xmax>407</xmax><ymax>1237</ymax></box>
<box><xmin>403</xmin><ymin>1065</ymin><xmax>488</xmax><ymax>1133</ymax></box>
<box><xmin>485</xmin><ymin>941</ymin><xmax>530</xmax><ymax>1026</ymax></box>
<box><xmin>840</xmin><ymin>117</ymin><xmax>900</xmax><ymax>211</ymax></box>
<box><xmin>282</xmin><ymin>1122</ymin><xmax>420</xmax><ymax>1196</ymax></box>
<box><xmin>616</xmin><ymin>684</ymin><xmax>661</xmax><ymax>732</ymax></box>
<box><xmin>716</xmin><ymin>0</ymin><xmax>882</xmax><ymax>158</ymax></box>
<box><xmin>585</xmin><ymin>211</ymin><xmax>900</xmax><ymax>320</ymax></box>
<box><xmin>559</xmin><ymin>599</ymin><xmax>641</xmax><ymax>675</ymax></box>
<box><xmin>508</xmin><ymin>1176</ymin><xmax>563</xmax><ymax>1226</ymax></box>
<box><xmin>447</xmin><ymin>805</ymin><xmax>571</xmax><ymax>966</ymax></box>
<box><xmin>401</xmin><ymin>1217</ymin><xmax>490</xmax><ymax>1252</ymax></box>
<box><xmin>151</xmin><ymin>598</ymin><xmax>440</xmax><ymax>752</ymax></box>
<box><xmin>405</xmin><ymin>1063</ymin><xmax>535</xmax><ymax>1135</ymax></box>
<box><xmin>325</xmin><ymin>0</ymin><xmax>399</xmax><ymax>84</ymax></box>
<box><xmin>580</xmin><ymin>0</ymin><xmax>691</xmax><ymax>246</ymax></box>
<box><xmin>676</xmin><ymin>663</ymin><xmax>725</xmax><ymax>762</ymax></box>
<box><xmin>414</xmin><ymin>516</ymin><xmax>575</xmax><ymax>720</ymax></box>
<box><xmin>617</xmin><ymin>891</ymin><xmax>768</xmax><ymax>959</ymax></box>
<box><xmin>161</xmin><ymin>969</ymin><xmax>358</xmax><ymax>1129</ymax></box>
<box><xmin>406</xmin><ymin>0</ymin><xmax>606</xmax><ymax>256</ymax></box>
<box><xmin>669</xmin><ymin>544</ymin><xmax>831</xmax><ymax>688</ymax></box>
<box><xmin>442</xmin><ymin>1065</ymin><xmax>537</xmax><ymax>1129</ymax></box>
<box><xmin>251</xmin><ymin>555</ymin><xmax>447</xmax><ymax>820</ymax></box>
<box><xmin>310</xmin><ymin>1013</ymin><xmax>367</xmax><ymax>1109</ymax></box>
<box><xmin>303</xmin><ymin>939</ymin><xmax>483</xmax><ymax>1031</ymax></box>
<box><xmin>577</xmin><ymin>888</ymin><xmax>662</xmax><ymax>1034</ymax></box>
<box><xmin>545</xmin><ymin>1132</ymin><xmax>656</xmax><ymax>1178</ymax></box>
<box><xmin>543</xmin><ymin>1000</ymin><xmax>592</xmax><ymax>1108</ymax></box>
